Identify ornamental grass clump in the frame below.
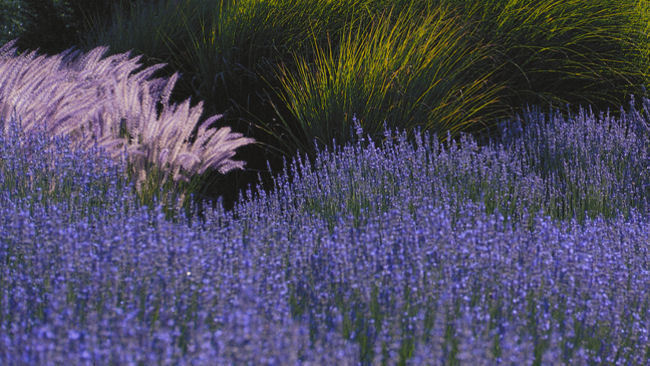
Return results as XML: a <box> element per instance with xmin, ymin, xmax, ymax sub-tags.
<box><xmin>268</xmin><ymin>3</ymin><xmax>506</xmax><ymax>158</ymax></box>
<box><xmin>0</xmin><ymin>38</ymin><xmax>254</xmax><ymax>209</ymax></box>
<box><xmin>433</xmin><ymin>0</ymin><xmax>650</xmax><ymax>125</ymax></box>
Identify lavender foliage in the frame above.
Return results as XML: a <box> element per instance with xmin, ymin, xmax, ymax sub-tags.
<box><xmin>1</xmin><ymin>94</ymin><xmax>649</xmax><ymax>363</ymax></box>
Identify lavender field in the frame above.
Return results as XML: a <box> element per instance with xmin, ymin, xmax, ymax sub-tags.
<box><xmin>1</xmin><ymin>91</ymin><xmax>649</xmax><ymax>364</ymax></box>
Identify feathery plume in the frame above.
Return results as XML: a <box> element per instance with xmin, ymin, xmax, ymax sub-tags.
<box><xmin>0</xmin><ymin>39</ymin><xmax>254</xmax><ymax>188</ymax></box>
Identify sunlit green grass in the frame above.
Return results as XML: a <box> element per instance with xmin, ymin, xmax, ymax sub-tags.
<box><xmin>267</xmin><ymin>3</ymin><xmax>508</xmax><ymax>158</ymax></box>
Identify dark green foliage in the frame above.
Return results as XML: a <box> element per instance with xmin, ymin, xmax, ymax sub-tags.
<box><xmin>10</xmin><ymin>0</ymin><xmax>89</xmax><ymax>55</ymax></box>
<box><xmin>0</xmin><ymin>0</ymin><xmax>25</xmax><ymax>44</ymax></box>
<box><xmin>6</xmin><ymin>0</ymin><xmax>161</xmax><ymax>56</ymax></box>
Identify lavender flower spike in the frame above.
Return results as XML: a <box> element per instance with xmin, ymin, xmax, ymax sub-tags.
<box><xmin>0</xmin><ymin>39</ymin><xmax>254</xmax><ymax>186</ymax></box>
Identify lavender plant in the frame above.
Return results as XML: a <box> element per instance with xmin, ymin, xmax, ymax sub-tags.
<box><xmin>0</xmin><ymin>2</ymin><xmax>647</xmax><ymax>364</ymax></box>
<box><xmin>1</xmin><ymin>173</ymin><xmax>647</xmax><ymax>364</ymax></box>
<box><xmin>1</xmin><ymin>93</ymin><xmax>647</xmax><ymax>364</ymax></box>
<box><xmin>0</xmin><ymin>38</ymin><xmax>254</xmax><ymax>210</ymax></box>
<box><xmin>492</xmin><ymin>94</ymin><xmax>650</xmax><ymax>223</ymax></box>
<box><xmin>238</xmin><ymin>96</ymin><xmax>648</xmax><ymax>234</ymax></box>
<box><xmin>0</xmin><ymin>115</ymin><xmax>139</xmax><ymax>228</ymax></box>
